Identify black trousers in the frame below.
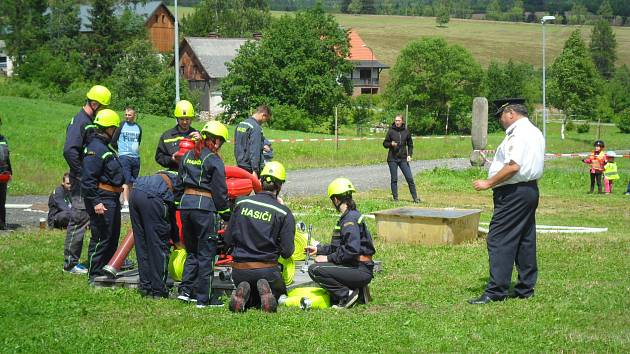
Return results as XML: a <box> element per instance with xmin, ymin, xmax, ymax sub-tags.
<box><xmin>485</xmin><ymin>181</ymin><xmax>539</xmax><ymax>299</ymax></box>
<box><xmin>64</xmin><ymin>177</ymin><xmax>90</xmax><ymax>270</ymax></box>
<box><xmin>51</xmin><ymin>210</ymin><xmax>72</xmax><ymax>229</ymax></box>
<box><xmin>130</xmin><ymin>189</ymin><xmax>171</xmax><ymax>297</ymax></box>
<box><xmin>589</xmin><ymin>172</ymin><xmax>603</xmax><ymax>193</ymax></box>
<box><xmin>85</xmin><ymin>197</ymin><xmax>121</xmax><ymax>281</ymax></box>
<box><xmin>232</xmin><ymin>266</ymin><xmax>286</xmax><ymax>309</ymax></box>
<box><xmin>0</xmin><ymin>182</ymin><xmax>6</xmax><ymax>228</ymax></box>
<box><xmin>308</xmin><ymin>262</ymin><xmax>373</xmax><ymax>303</ymax></box>
<box><xmin>387</xmin><ymin>160</ymin><xmax>418</xmax><ymax>200</ymax></box>
<box><xmin>179</xmin><ymin>209</ymin><xmax>218</xmax><ymax>305</ymax></box>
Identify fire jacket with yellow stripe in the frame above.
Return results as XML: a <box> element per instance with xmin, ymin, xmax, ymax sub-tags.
<box><xmin>63</xmin><ymin>108</ymin><xmax>96</xmax><ymax>179</ymax></box>
<box><xmin>155</xmin><ymin>125</ymin><xmax>198</xmax><ymax>171</ymax></box>
<box><xmin>224</xmin><ymin>191</ymin><xmax>295</xmax><ymax>263</ymax></box>
<box><xmin>233</xmin><ymin>117</ymin><xmax>265</xmax><ymax>174</ymax></box>
<box><xmin>173</xmin><ymin>148</ymin><xmax>230</xmax><ymax>219</ymax></box>
<box><xmin>81</xmin><ymin>134</ymin><xmax>124</xmax><ymax>205</ymax></box>
<box><xmin>317</xmin><ymin>209</ymin><xmax>376</xmax><ymax>266</ymax></box>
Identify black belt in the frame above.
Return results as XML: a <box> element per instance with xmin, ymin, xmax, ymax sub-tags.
<box><xmin>493</xmin><ymin>180</ymin><xmax>537</xmax><ymax>192</ymax></box>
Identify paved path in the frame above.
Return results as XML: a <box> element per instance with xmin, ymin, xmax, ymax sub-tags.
<box><xmin>4</xmin><ymin>158</ymin><xmax>473</xmax><ymax>230</ymax></box>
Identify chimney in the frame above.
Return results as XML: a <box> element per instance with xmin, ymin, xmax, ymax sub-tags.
<box><xmin>253</xmin><ymin>32</ymin><xmax>262</xmax><ymax>41</ymax></box>
<box><xmin>207</xmin><ymin>32</ymin><xmax>219</xmax><ymax>39</ymax></box>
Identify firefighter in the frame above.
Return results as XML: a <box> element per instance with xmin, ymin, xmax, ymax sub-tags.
<box><xmin>174</xmin><ymin>120</ymin><xmax>230</xmax><ymax>308</ymax></box>
<box><xmin>224</xmin><ymin>161</ymin><xmax>295</xmax><ymax>313</ymax></box>
<box><xmin>155</xmin><ymin>100</ymin><xmax>201</xmax><ymax>171</ymax></box>
<box><xmin>233</xmin><ymin>105</ymin><xmax>271</xmax><ymax>177</ymax></box>
<box><xmin>306</xmin><ymin>178</ymin><xmax>376</xmax><ymax>309</ymax></box>
<box><xmin>130</xmin><ymin>170</ymin><xmax>180</xmax><ymax>298</ymax></box>
<box><xmin>63</xmin><ymin>85</ymin><xmax>110</xmax><ymax>274</ymax></box>
<box><xmin>82</xmin><ymin>109</ymin><xmax>124</xmax><ymax>283</ymax></box>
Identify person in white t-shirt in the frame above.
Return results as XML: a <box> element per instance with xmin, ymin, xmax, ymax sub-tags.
<box><xmin>469</xmin><ymin>98</ymin><xmax>545</xmax><ymax>305</ymax></box>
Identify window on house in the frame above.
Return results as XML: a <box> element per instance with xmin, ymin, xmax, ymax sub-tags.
<box><xmin>359</xmin><ymin>69</ymin><xmax>371</xmax><ymax>80</ymax></box>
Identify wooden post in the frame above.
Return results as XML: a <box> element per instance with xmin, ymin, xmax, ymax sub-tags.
<box><xmin>335</xmin><ymin>106</ymin><xmax>339</xmax><ymax>150</ymax></box>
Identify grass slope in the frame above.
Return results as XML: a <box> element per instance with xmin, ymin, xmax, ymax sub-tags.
<box><xmin>0</xmin><ymin>160</ymin><xmax>628</xmax><ymax>351</ymax></box>
<box><xmin>1</xmin><ymin>96</ymin><xmax>629</xmax><ymax>195</ymax></box>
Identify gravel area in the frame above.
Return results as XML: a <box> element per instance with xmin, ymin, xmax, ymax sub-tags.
<box><xmin>5</xmin><ymin>158</ymin><xmax>474</xmax><ymax>230</ymax></box>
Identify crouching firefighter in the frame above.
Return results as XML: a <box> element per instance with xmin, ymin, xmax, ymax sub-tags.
<box><xmin>82</xmin><ymin>109</ymin><xmax>124</xmax><ymax>283</ymax></box>
<box><xmin>224</xmin><ymin>161</ymin><xmax>295</xmax><ymax>313</ymax></box>
<box><xmin>306</xmin><ymin>178</ymin><xmax>376</xmax><ymax>309</ymax></box>
<box><xmin>173</xmin><ymin>121</ymin><xmax>231</xmax><ymax>308</ymax></box>
<box><xmin>130</xmin><ymin>170</ymin><xmax>180</xmax><ymax>298</ymax></box>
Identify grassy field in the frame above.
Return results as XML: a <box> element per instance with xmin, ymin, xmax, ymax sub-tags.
<box><xmin>0</xmin><ymin>159</ymin><xmax>628</xmax><ymax>351</ymax></box>
<box><xmin>1</xmin><ymin>96</ymin><xmax>629</xmax><ymax>195</ymax></box>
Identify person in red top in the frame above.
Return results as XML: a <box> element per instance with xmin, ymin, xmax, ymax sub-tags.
<box><xmin>582</xmin><ymin>140</ymin><xmax>607</xmax><ymax>194</ymax></box>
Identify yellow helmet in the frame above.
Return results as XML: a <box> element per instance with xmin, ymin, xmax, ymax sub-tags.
<box><xmin>327</xmin><ymin>177</ymin><xmax>356</xmax><ymax>198</ymax></box>
<box><xmin>94</xmin><ymin>109</ymin><xmax>121</xmax><ymax>128</ymax></box>
<box><xmin>86</xmin><ymin>85</ymin><xmax>111</xmax><ymax>106</ymax></box>
<box><xmin>174</xmin><ymin>100</ymin><xmax>195</xmax><ymax>118</ymax></box>
<box><xmin>260</xmin><ymin>161</ymin><xmax>286</xmax><ymax>183</ymax></box>
<box><xmin>201</xmin><ymin>120</ymin><xmax>228</xmax><ymax>142</ymax></box>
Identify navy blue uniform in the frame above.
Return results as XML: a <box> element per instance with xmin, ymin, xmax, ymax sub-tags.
<box><xmin>47</xmin><ymin>185</ymin><xmax>72</xmax><ymax>229</ymax></box>
<box><xmin>130</xmin><ymin>171</ymin><xmax>179</xmax><ymax>298</ymax></box>
<box><xmin>224</xmin><ymin>191</ymin><xmax>295</xmax><ymax>308</ymax></box>
<box><xmin>173</xmin><ymin>148</ymin><xmax>230</xmax><ymax>305</ymax></box>
<box><xmin>0</xmin><ymin>135</ymin><xmax>12</xmax><ymax>229</ymax></box>
<box><xmin>155</xmin><ymin>125</ymin><xmax>197</xmax><ymax>171</ymax></box>
<box><xmin>82</xmin><ymin>134</ymin><xmax>124</xmax><ymax>281</ymax></box>
<box><xmin>233</xmin><ymin>117</ymin><xmax>265</xmax><ymax>174</ymax></box>
<box><xmin>62</xmin><ymin>109</ymin><xmax>95</xmax><ymax>270</ymax></box>
<box><xmin>308</xmin><ymin>209</ymin><xmax>376</xmax><ymax>303</ymax></box>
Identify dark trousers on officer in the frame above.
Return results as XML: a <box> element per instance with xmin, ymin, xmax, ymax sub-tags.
<box><xmin>130</xmin><ymin>189</ymin><xmax>171</xmax><ymax>297</ymax></box>
<box><xmin>51</xmin><ymin>210</ymin><xmax>72</xmax><ymax>229</ymax></box>
<box><xmin>308</xmin><ymin>262</ymin><xmax>373</xmax><ymax>303</ymax></box>
<box><xmin>85</xmin><ymin>196</ymin><xmax>121</xmax><ymax>281</ymax></box>
<box><xmin>232</xmin><ymin>266</ymin><xmax>286</xmax><ymax>309</ymax></box>
<box><xmin>179</xmin><ymin>209</ymin><xmax>218</xmax><ymax>305</ymax></box>
<box><xmin>64</xmin><ymin>178</ymin><xmax>90</xmax><ymax>270</ymax></box>
<box><xmin>485</xmin><ymin>181</ymin><xmax>539</xmax><ymax>299</ymax></box>
<box><xmin>0</xmin><ymin>182</ymin><xmax>6</xmax><ymax>228</ymax></box>
<box><xmin>388</xmin><ymin>160</ymin><xmax>418</xmax><ymax>200</ymax></box>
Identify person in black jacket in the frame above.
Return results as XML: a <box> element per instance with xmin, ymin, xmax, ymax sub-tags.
<box><xmin>306</xmin><ymin>178</ymin><xmax>376</xmax><ymax>309</ymax></box>
<box><xmin>174</xmin><ymin>121</ymin><xmax>230</xmax><ymax>308</ymax></box>
<box><xmin>130</xmin><ymin>170</ymin><xmax>180</xmax><ymax>298</ymax></box>
<box><xmin>233</xmin><ymin>105</ymin><xmax>271</xmax><ymax>177</ymax></box>
<box><xmin>47</xmin><ymin>173</ymin><xmax>72</xmax><ymax>229</ymax></box>
<box><xmin>382</xmin><ymin>115</ymin><xmax>419</xmax><ymax>203</ymax></box>
<box><xmin>0</xmin><ymin>115</ymin><xmax>12</xmax><ymax>230</ymax></box>
<box><xmin>82</xmin><ymin>109</ymin><xmax>124</xmax><ymax>283</ymax></box>
<box><xmin>62</xmin><ymin>85</ymin><xmax>111</xmax><ymax>274</ymax></box>
<box><xmin>224</xmin><ymin>161</ymin><xmax>295</xmax><ymax>313</ymax></box>
<box><xmin>155</xmin><ymin>100</ymin><xmax>200</xmax><ymax>172</ymax></box>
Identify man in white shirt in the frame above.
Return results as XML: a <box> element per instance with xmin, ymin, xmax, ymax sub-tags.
<box><xmin>469</xmin><ymin>98</ymin><xmax>545</xmax><ymax>305</ymax></box>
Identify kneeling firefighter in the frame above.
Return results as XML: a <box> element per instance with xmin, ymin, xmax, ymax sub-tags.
<box><xmin>82</xmin><ymin>109</ymin><xmax>124</xmax><ymax>283</ymax></box>
<box><xmin>224</xmin><ymin>161</ymin><xmax>295</xmax><ymax>313</ymax></box>
<box><xmin>130</xmin><ymin>170</ymin><xmax>180</xmax><ymax>298</ymax></box>
<box><xmin>306</xmin><ymin>178</ymin><xmax>376</xmax><ymax>309</ymax></box>
<box><xmin>174</xmin><ymin>120</ymin><xmax>231</xmax><ymax>308</ymax></box>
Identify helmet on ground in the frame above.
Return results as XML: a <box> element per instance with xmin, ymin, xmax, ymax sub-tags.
<box><xmin>201</xmin><ymin>120</ymin><xmax>228</xmax><ymax>142</ymax></box>
<box><xmin>86</xmin><ymin>85</ymin><xmax>111</xmax><ymax>106</ymax></box>
<box><xmin>260</xmin><ymin>161</ymin><xmax>286</xmax><ymax>183</ymax></box>
<box><xmin>174</xmin><ymin>100</ymin><xmax>195</xmax><ymax>118</ymax></box>
<box><xmin>94</xmin><ymin>109</ymin><xmax>120</xmax><ymax>128</ymax></box>
<box><xmin>594</xmin><ymin>140</ymin><xmax>605</xmax><ymax>147</ymax></box>
<box><xmin>327</xmin><ymin>177</ymin><xmax>356</xmax><ymax>198</ymax></box>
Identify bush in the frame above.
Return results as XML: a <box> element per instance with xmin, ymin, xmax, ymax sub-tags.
<box><xmin>577</xmin><ymin>121</ymin><xmax>591</xmax><ymax>133</ymax></box>
<box><xmin>615</xmin><ymin>109</ymin><xmax>630</xmax><ymax>133</ymax></box>
<box><xmin>565</xmin><ymin>120</ymin><xmax>575</xmax><ymax>131</ymax></box>
<box><xmin>0</xmin><ymin>80</ymin><xmax>48</xmax><ymax>100</ymax></box>
<box><xmin>267</xmin><ymin>104</ymin><xmax>312</xmax><ymax>132</ymax></box>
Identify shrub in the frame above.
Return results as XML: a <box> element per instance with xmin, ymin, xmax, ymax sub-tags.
<box><xmin>577</xmin><ymin>121</ymin><xmax>591</xmax><ymax>133</ymax></box>
<box><xmin>615</xmin><ymin>109</ymin><xmax>630</xmax><ymax>133</ymax></box>
<box><xmin>565</xmin><ymin>120</ymin><xmax>575</xmax><ymax>131</ymax></box>
<box><xmin>267</xmin><ymin>104</ymin><xmax>312</xmax><ymax>132</ymax></box>
<box><xmin>0</xmin><ymin>80</ymin><xmax>48</xmax><ymax>100</ymax></box>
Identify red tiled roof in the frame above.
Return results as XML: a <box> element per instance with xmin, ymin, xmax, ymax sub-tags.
<box><xmin>347</xmin><ymin>29</ymin><xmax>377</xmax><ymax>61</ymax></box>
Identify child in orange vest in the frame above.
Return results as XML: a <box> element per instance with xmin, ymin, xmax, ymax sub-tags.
<box><xmin>582</xmin><ymin>140</ymin><xmax>607</xmax><ymax>194</ymax></box>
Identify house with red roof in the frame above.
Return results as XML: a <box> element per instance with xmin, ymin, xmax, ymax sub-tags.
<box><xmin>346</xmin><ymin>29</ymin><xmax>389</xmax><ymax>96</ymax></box>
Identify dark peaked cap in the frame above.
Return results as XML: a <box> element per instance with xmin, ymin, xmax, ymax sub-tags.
<box><xmin>493</xmin><ymin>98</ymin><xmax>526</xmax><ymax>118</ymax></box>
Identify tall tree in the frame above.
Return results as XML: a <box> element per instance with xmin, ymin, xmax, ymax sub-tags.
<box><xmin>0</xmin><ymin>0</ymin><xmax>48</xmax><ymax>66</ymax></box>
<box><xmin>435</xmin><ymin>0</ymin><xmax>451</xmax><ymax>26</ymax></box>
<box><xmin>384</xmin><ymin>37</ymin><xmax>483</xmax><ymax>134</ymax></box>
<box><xmin>348</xmin><ymin>0</ymin><xmax>362</xmax><ymax>14</ymax></box>
<box><xmin>590</xmin><ymin>19</ymin><xmax>617</xmax><ymax>80</ymax></box>
<box><xmin>607</xmin><ymin>64</ymin><xmax>630</xmax><ymax>115</ymax></box>
<box><xmin>568</xmin><ymin>3</ymin><xmax>588</xmax><ymax>25</ymax></box>
<box><xmin>221</xmin><ymin>6</ymin><xmax>352</xmax><ymax>126</ymax></box>
<box><xmin>549</xmin><ymin>30</ymin><xmax>601</xmax><ymax>136</ymax></box>
<box><xmin>181</xmin><ymin>0</ymin><xmax>271</xmax><ymax>38</ymax></box>
<box><xmin>486</xmin><ymin>0</ymin><xmax>502</xmax><ymax>21</ymax></box>
<box><xmin>597</xmin><ymin>0</ymin><xmax>614</xmax><ymax>20</ymax></box>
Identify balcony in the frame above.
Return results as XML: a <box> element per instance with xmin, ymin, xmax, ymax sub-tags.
<box><xmin>351</xmin><ymin>78</ymin><xmax>380</xmax><ymax>87</ymax></box>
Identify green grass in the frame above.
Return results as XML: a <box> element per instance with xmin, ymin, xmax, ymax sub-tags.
<box><xmin>1</xmin><ymin>95</ymin><xmax>629</xmax><ymax>195</ymax></box>
<box><xmin>0</xmin><ymin>160</ymin><xmax>628</xmax><ymax>351</ymax></box>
